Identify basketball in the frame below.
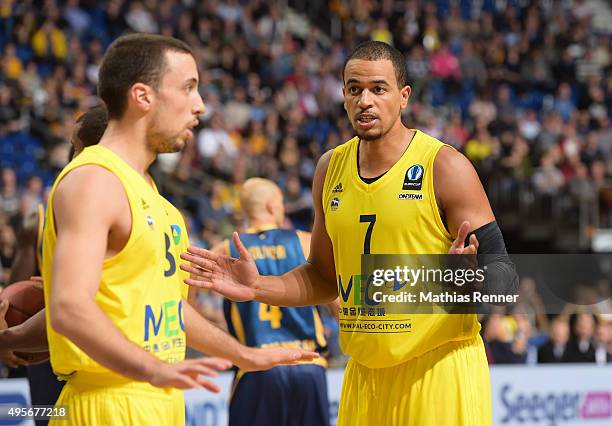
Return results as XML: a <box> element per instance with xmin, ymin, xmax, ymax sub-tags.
<box><xmin>0</xmin><ymin>280</ymin><xmax>49</xmax><ymax>364</ymax></box>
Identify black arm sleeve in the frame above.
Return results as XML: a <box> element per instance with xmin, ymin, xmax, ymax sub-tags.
<box><xmin>466</xmin><ymin>221</ymin><xmax>519</xmax><ymax>303</ymax></box>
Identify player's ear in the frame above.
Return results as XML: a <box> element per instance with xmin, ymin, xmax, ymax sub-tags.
<box><xmin>129</xmin><ymin>82</ymin><xmax>154</xmax><ymax>113</ymax></box>
<box><xmin>400</xmin><ymin>85</ymin><xmax>411</xmax><ymax>109</ymax></box>
<box><xmin>265</xmin><ymin>199</ymin><xmax>275</xmax><ymax>215</ymax></box>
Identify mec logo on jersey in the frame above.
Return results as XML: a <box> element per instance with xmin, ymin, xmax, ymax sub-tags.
<box><xmin>338</xmin><ymin>273</ymin><xmax>409</xmax><ymax>306</ymax></box>
<box><xmin>402</xmin><ymin>164</ymin><xmax>424</xmax><ymax>191</ymax></box>
<box><xmin>144</xmin><ymin>299</ymin><xmax>185</xmax><ymax>341</ymax></box>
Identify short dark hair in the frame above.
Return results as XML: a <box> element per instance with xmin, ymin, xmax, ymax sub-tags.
<box><xmin>76</xmin><ymin>104</ymin><xmax>108</xmax><ymax>147</ymax></box>
<box><xmin>343</xmin><ymin>41</ymin><xmax>408</xmax><ymax>88</ymax></box>
<box><xmin>98</xmin><ymin>33</ymin><xmax>194</xmax><ymax>119</ymax></box>
<box><xmin>68</xmin><ymin>105</ymin><xmax>109</xmax><ymax>159</ymax></box>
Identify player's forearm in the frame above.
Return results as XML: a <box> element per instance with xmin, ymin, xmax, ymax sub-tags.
<box><xmin>50</xmin><ymin>298</ymin><xmax>161</xmax><ymax>382</ymax></box>
<box><xmin>253</xmin><ymin>262</ymin><xmax>338</xmax><ymax>307</ymax></box>
<box><xmin>0</xmin><ymin>309</ymin><xmax>48</xmax><ymax>351</ymax></box>
<box><xmin>183</xmin><ymin>301</ymin><xmax>250</xmax><ymax>365</ymax></box>
<box><xmin>187</xmin><ymin>288</ymin><xmax>228</xmax><ymax>330</ymax></box>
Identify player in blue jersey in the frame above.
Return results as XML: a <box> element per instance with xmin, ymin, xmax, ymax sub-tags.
<box><xmin>190</xmin><ymin>177</ymin><xmax>333</xmax><ymax>426</ymax></box>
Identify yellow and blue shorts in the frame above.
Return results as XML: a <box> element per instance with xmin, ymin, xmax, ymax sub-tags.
<box><xmin>49</xmin><ymin>371</ymin><xmax>184</xmax><ymax>426</ymax></box>
<box><xmin>338</xmin><ymin>334</ymin><xmax>492</xmax><ymax>426</ymax></box>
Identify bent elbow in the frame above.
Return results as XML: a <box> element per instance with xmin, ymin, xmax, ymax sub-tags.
<box><xmin>49</xmin><ymin>298</ymin><xmax>78</xmax><ymax>336</ymax></box>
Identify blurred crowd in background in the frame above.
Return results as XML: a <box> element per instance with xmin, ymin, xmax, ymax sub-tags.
<box><xmin>481</xmin><ymin>275</ymin><xmax>611</xmax><ymax>366</ymax></box>
<box><xmin>0</xmin><ymin>0</ymin><xmax>610</xmax><ymax>368</ymax></box>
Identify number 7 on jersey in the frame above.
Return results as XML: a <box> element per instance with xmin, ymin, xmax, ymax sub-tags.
<box><xmin>360</xmin><ymin>214</ymin><xmax>376</xmax><ymax>254</ymax></box>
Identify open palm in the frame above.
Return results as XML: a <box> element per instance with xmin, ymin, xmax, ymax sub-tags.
<box><xmin>180</xmin><ymin>232</ymin><xmax>261</xmax><ymax>301</ymax></box>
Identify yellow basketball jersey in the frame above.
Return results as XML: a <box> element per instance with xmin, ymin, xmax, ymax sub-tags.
<box><xmin>323</xmin><ymin>130</ymin><xmax>480</xmax><ymax>368</ymax></box>
<box><xmin>42</xmin><ymin>145</ymin><xmax>187</xmax><ymax>377</ymax></box>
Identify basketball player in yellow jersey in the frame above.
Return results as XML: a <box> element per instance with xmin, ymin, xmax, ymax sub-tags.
<box><xmin>0</xmin><ymin>106</ymin><xmax>108</xmax><ymax>426</ymax></box>
<box><xmin>42</xmin><ymin>34</ymin><xmax>317</xmax><ymax>426</ymax></box>
<box><xmin>184</xmin><ymin>41</ymin><xmax>519</xmax><ymax>426</ymax></box>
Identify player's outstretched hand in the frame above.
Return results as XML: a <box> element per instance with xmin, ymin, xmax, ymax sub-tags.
<box><xmin>180</xmin><ymin>232</ymin><xmax>260</xmax><ymax>302</ymax></box>
<box><xmin>239</xmin><ymin>347</ymin><xmax>320</xmax><ymax>372</ymax></box>
<box><xmin>148</xmin><ymin>357</ymin><xmax>232</xmax><ymax>392</ymax></box>
<box><xmin>0</xmin><ymin>299</ymin><xmax>31</xmax><ymax>368</ymax></box>
<box><xmin>448</xmin><ymin>221</ymin><xmax>479</xmax><ymax>255</ymax></box>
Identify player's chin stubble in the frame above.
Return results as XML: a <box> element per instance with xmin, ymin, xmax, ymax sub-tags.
<box><xmin>158</xmin><ymin>137</ymin><xmax>184</xmax><ymax>153</ymax></box>
<box><xmin>353</xmin><ymin>124</ymin><xmax>383</xmax><ymax>141</ymax></box>
<box><xmin>146</xmin><ymin>130</ymin><xmax>184</xmax><ymax>154</ymax></box>
<box><xmin>359</xmin><ymin>132</ymin><xmax>383</xmax><ymax>141</ymax></box>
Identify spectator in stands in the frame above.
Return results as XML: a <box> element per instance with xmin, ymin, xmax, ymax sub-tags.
<box><xmin>405</xmin><ymin>45</ymin><xmax>430</xmax><ymax>98</ymax></box>
<box><xmin>533</xmin><ymin>148</ymin><xmax>565</xmax><ymax>195</ymax></box>
<box><xmin>21</xmin><ymin>176</ymin><xmax>43</xmax><ymax>207</ymax></box>
<box><xmin>1</xmin><ymin>44</ymin><xmax>22</xmax><ymax>81</ymax></box>
<box><xmin>569</xmin><ymin>162</ymin><xmax>598</xmax><ymax>205</ymax></box>
<box><xmin>581</xmin><ymin>131</ymin><xmax>605</xmax><ymax>167</ymax></box>
<box><xmin>483</xmin><ymin>313</ymin><xmax>528</xmax><ymax>364</ymax></box>
<box><xmin>125</xmin><ymin>1</ymin><xmax>158</xmax><ymax>34</ymax></box>
<box><xmin>197</xmin><ymin>112</ymin><xmax>237</xmax><ymax>160</ymax></box>
<box><xmin>430</xmin><ymin>42</ymin><xmax>461</xmax><ymax>82</ymax></box>
<box><xmin>31</xmin><ymin>19</ymin><xmax>67</xmax><ymax>64</ymax></box>
<box><xmin>553</xmin><ymin>83</ymin><xmax>575</xmax><ymax>122</ymax></box>
<box><xmin>63</xmin><ymin>0</ymin><xmax>91</xmax><ymax>37</ymax></box>
<box><xmin>564</xmin><ymin>313</ymin><xmax>596</xmax><ymax>363</ymax></box>
<box><xmin>538</xmin><ymin>317</ymin><xmax>570</xmax><ymax>363</ymax></box>
<box><xmin>518</xmin><ymin>109</ymin><xmax>541</xmax><ymax>143</ymax></box>
<box><xmin>465</xmin><ymin>127</ymin><xmax>499</xmax><ymax>172</ymax></box>
<box><xmin>223</xmin><ymin>86</ymin><xmax>252</xmax><ymax>132</ymax></box>
<box><xmin>0</xmin><ymin>84</ymin><xmax>20</xmax><ymax>133</ymax></box>
<box><xmin>459</xmin><ymin>40</ymin><xmax>487</xmax><ymax>86</ymax></box>
<box><xmin>0</xmin><ymin>168</ymin><xmax>19</xmax><ymax>221</ymax></box>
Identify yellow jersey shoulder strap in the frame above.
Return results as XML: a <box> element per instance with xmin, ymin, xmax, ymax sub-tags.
<box><xmin>322</xmin><ymin>137</ymin><xmax>358</xmax><ymax>208</ymax></box>
<box><xmin>35</xmin><ymin>203</ymin><xmax>44</xmax><ymax>273</ymax></box>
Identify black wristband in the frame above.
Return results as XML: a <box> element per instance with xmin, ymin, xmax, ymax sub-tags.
<box><xmin>467</xmin><ymin>221</ymin><xmax>519</xmax><ymax>304</ymax></box>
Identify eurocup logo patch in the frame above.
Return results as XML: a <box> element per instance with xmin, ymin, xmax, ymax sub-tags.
<box><xmin>403</xmin><ymin>164</ymin><xmax>424</xmax><ymax>191</ymax></box>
